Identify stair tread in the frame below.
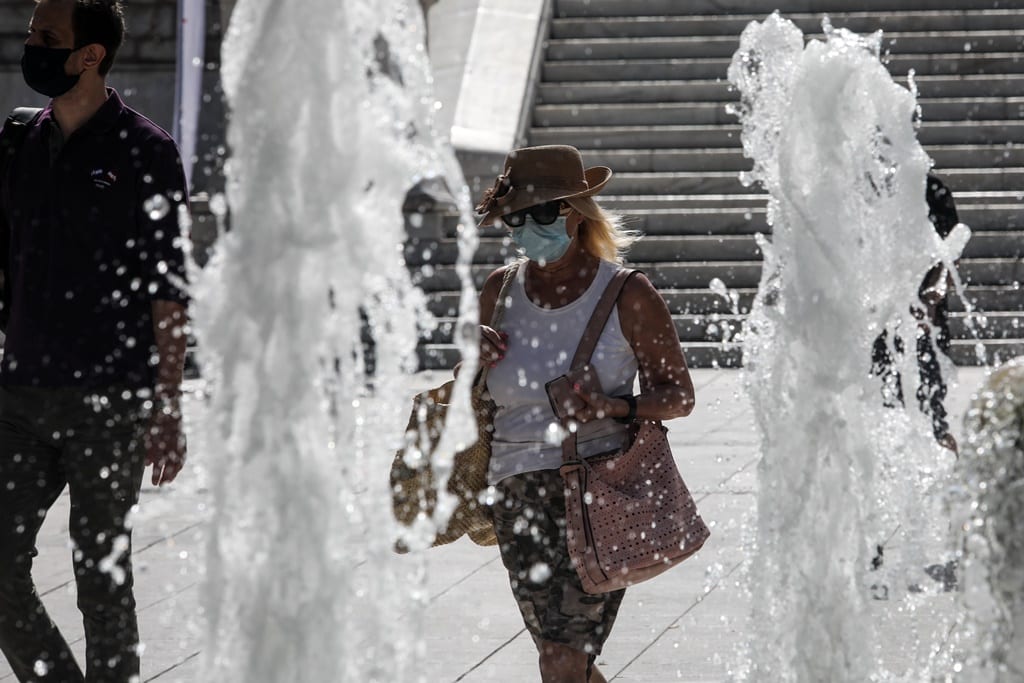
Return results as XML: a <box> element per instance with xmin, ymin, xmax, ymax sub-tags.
<box><xmin>550</xmin><ymin>9</ymin><xmax>1024</xmax><ymax>31</ymax></box>
<box><xmin>545</xmin><ymin>52</ymin><xmax>1024</xmax><ymax>63</ymax></box>
<box><xmin>553</xmin><ymin>0</ymin><xmax>1021</xmax><ymax>17</ymax></box>
<box><xmin>539</xmin><ymin>97</ymin><xmax>1024</xmax><ymax>107</ymax></box>
<box><xmin>415</xmin><ymin>2</ymin><xmax>1024</xmax><ymax>370</ymax></box>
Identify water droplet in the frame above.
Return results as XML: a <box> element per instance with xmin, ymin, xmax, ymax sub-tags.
<box><xmin>209</xmin><ymin>193</ymin><xmax>229</xmax><ymax>217</ymax></box>
<box><xmin>544</xmin><ymin>422</ymin><xmax>568</xmax><ymax>445</ymax></box>
<box><xmin>529</xmin><ymin>562</ymin><xmax>552</xmax><ymax>583</ymax></box>
<box><xmin>144</xmin><ymin>194</ymin><xmax>171</xmax><ymax>221</ymax></box>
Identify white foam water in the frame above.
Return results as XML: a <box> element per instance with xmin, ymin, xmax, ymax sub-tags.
<box><xmin>951</xmin><ymin>359</ymin><xmax>1024</xmax><ymax>681</ymax></box>
<box><xmin>728</xmin><ymin>14</ymin><xmax>969</xmax><ymax>681</ymax></box>
<box><xmin>191</xmin><ymin>1</ymin><xmax>481</xmax><ymax>679</ymax></box>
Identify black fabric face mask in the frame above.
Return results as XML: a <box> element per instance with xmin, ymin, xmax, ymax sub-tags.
<box><xmin>21</xmin><ymin>44</ymin><xmax>81</xmax><ymax>98</ymax></box>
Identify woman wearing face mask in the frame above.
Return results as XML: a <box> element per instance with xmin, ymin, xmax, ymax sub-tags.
<box><xmin>471</xmin><ymin>145</ymin><xmax>696</xmax><ymax>683</ymax></box>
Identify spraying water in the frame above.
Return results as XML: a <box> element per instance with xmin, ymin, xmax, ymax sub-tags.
<box><xmin>191</xmin><ymin>1</ymin><xmax>481</xmax><ymax>680</ymax></box>
<box><xmin>951</xmin><ymin>358</ymin><xmax>1024</xmax><ymax>681</ymax></box>
<box><xmin>729</xmin><ymin>14</ymin><xmax>970</xmax><ymax>681</ymax></box>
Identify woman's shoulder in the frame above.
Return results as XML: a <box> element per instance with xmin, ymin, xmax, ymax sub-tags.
<box><xmin>481</xmin><ymin>263</ymin><xmax>523</xmax><ymax>307</ymax></box>
<box><xmin>483</xmin><ymin>263</ymin><xmax>520</xmax><ymax>291</ymax></box>
<box><xmin>615</xmin><ymin>268</ymin><xmax>664</xmax><ymax>314</ymax></box>
<box><xmin>611</xmin><ymin>265</ymin><xmax>654</xmax><ymax>295</ymax></box>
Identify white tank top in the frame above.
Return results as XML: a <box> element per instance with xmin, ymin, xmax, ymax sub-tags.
<box><xmin>487</xmin><ymin>259</ymin><xmax>639</xmax><ymax>483</ymax></box>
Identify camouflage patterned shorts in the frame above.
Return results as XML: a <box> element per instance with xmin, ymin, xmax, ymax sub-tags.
<box><xmin>491</xmin><ymin>469</ymin><xmax>626</xmax><ymax>656</ymax></box>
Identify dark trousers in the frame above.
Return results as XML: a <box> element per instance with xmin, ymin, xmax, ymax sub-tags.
<box><xmin>871</xmin><ymin>324</ymin><xmax>951</xmax><ymax>443</ymax></box>
<box><xmin>0</xmin><ymin>386</ymin><xmax>147</xmax><ymax>682</ymax></box>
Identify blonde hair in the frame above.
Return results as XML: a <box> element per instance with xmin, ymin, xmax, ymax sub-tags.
<box><xmin>565</xmin><ymin>196</ymin><xmax>640</xmax><ymax>264</ymax></box>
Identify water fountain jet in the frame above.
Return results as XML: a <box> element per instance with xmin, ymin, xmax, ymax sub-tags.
<box><xmin>730</xmin><ymin>13</ymin><xmax>970</xmax><ymax>681</ymax></box>
<box><xmin>191</xmin><ymin>1</ymin><xmax>481</xmax><ymax>679</ymax></box>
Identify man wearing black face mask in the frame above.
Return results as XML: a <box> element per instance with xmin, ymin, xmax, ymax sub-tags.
<box><xmin>0</xmin><ymin>1</ymin><xmax>189</xmax><ymax>681</ymax></box>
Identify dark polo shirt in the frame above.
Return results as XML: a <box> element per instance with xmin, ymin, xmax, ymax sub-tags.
<box><xmin>0</xmin><ymin>89</ymin><xmax>189</xmax><ymax>389</ymax></box>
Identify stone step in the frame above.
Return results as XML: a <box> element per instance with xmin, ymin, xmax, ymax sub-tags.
<box><xmin>545</xmin><ymin>32</ymin><xmax>1024</xmax><ymax>61</ymax></box>
<box><xmin>440</xmin><ymin>203</ymin><xmax>1022</xmax><ymax>233</ymax></box>
<box><xmin>597</xmin><ymin>207</ymin><xmax>773</xmax><ymax>234</ymax></box>
<box><xmin>596</xmin><ymin>194</ymin><xmax>1024</xmax><ymax>214</ymax></box>
<box><xmin>535</xmin><ymin>98</ymin><xmax>1024</xmax><ymax>127</ymax></box>
<box><xmin>573</xmin><ymin>144</ymin><xmax>1024</xmax><ymax>172</ymax></box>
<box><xmin>422</xmin><ymin>290</ymin><xmax>756</xmax><ymax>319</ymax></box>
<box><xmin>601</xmin><ymin>168</ymin><xmax>1024</xmax><ymax>196</ymax></box>
<box><xmin>423</xmin><ymin>310</ymin><xmax>1023</xmax><ymax>345</ymax></box>
<box><xmin>951</xmin><ymin>311</ymin><xmax>1024</xmax><ymax>339</ymax></box>
<box><xmin>422</xmin><ymin>313</ymin><xmax>747</xmax><ymax>344</ymax></box>
<box><xmin>963</xmin><ymin>231</ymin><xmax>1024</xmax><ymax>258</ymax></box>
<box><xmin>534</xmin><ymin>102</ymin><xmax>740</xmax><ymax>127</ymax></box>
<box><xmin>554</xmin><ymin>0</ymin><xmax>1014</xmax><ymax>18</ymax></box>
<box><xmin>415</xmin><ymin>341</ymin><xmax>746</xmax><ymax>370</ymax></box>
<box><xmin>414</xmin><ymin>261</ymin><xmax>764</xmax><ymax>292</ymax></box>
<box><xmin>953</xmin><ymin>286</ymin><xmax>1024</xmax><ymax>313</ymax></box>
<box><xmin>421</xmin><ymin>284</ymin><xmax>1024</xmax><ymax>320</ymax></box>
<box><xmin>417</xmin><ymin>336</ymin><xmax>1021</xmax><ymax>369</ymax></box>
<box><xmin>960</xmin><ymin>257</ymin><xmax>1024</xmax><ymax>286</ymax></box>
<box><xmin>414</xmin><ymin>258</ymin><xmax>1024</xmax><ymax>293</ymax></box>
<box><xmin>407</xmin><ymin>234</ymin><xmax>768</xmax><ymax>266</ymax></box>
<box><xmin>949</xmin><ymin>338</ymin><xmax>1024</xmax><ymax>366</ymax></box>
<box><xmin>630</xmin><ymin>231</ymin><xmax>1024</xmax><ymax>261</ymax></box>
<box><xmin>529</xmin><ymin>121</ymin><xmax>1024</xmax><ymax>148</ymax></box>
<box><xmin>607</xmin><ymin>172</ymin><xmax>750</xmax><ymax>196</ymax></box>
<box><xmin>537</xmin><ymin>74</ymin><xmax>1024</xmax><ymax>103</ymax></box>
<box><xmin>550</xmin><ymin>10</ymin><xmax>1024</xmax><ymax>38</ymax></box>
<box><xmin>409</xmin><ymin>230</ymin><xmax>1021</xmax><ymax>271</ymax></box>
<box><xmin>542</xmin><ymin>54</ymin><xmax>1024</xmax><ymax>82</ymax></box>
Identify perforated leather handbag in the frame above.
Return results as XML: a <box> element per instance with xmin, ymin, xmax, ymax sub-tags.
<box><xmin>390</xmin><ymin>265</ymin><xmax>518</xmax><ymax>551</ymax></box>
<box><xmin>550</xmin><ymin>269</ymin><xmax>710</xmax><ymax>594</ymax></box>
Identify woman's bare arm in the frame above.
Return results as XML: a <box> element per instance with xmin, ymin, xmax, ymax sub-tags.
<box><xmin>616</xmin><ymin>273</ymin><xmax>695</xmax><ymax>420</ymax></box>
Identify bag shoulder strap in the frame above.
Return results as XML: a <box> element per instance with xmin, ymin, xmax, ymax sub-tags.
<box><xmin>8</xmin><ymin>108</ymin><xmax>44</xmax><ymax>126</ymax></box>
<box><xmin>569</xmin><ymin>267</ymin><xmax>640</xmax><ymax>370</ymax></box>
<box><xmin>1</xmin><ymin>108</ymin><xmax>43</xmax><ymax>152</ymax></box>
<box><xmin>1</xmin><ymin>107</ymin><xmax>43</xmax><ymax>185</ymax></box>
<box><xmin>474</xmin><ymin>262</ymin><xmax>519</xmax><ymax>387</ymax></box>
<box><xmin>0</xmin><ymin>108</ymin><xmax>40</xmax><ymax>333</ymax></box>
<box><xmin>489</xmin><ymin>263</ymin><xmax>519</xmax><ymax>329</ymax></box>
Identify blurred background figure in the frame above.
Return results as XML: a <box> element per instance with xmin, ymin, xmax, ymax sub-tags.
<box><xmin>872</xmin><ymin>173</ymin><xmax>961</xmax><ymax>454</ymax></box>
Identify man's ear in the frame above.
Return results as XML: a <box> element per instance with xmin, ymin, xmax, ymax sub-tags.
<box><xmin>73</xmin><ymin>43</ymin><xmax>107</xmax><ymax>74</ymax></box>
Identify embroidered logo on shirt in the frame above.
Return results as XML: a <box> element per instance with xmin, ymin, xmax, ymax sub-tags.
<box><xmin>91</xmin><ymin>168</ymin><xmax>118</xmax><ymax>189</ymax></box>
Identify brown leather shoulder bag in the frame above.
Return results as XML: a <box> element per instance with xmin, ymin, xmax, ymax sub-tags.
<box><xmin>549</xmin><ymin>268</ymin><xmax>710</xmax><ymax>593</ymax></box>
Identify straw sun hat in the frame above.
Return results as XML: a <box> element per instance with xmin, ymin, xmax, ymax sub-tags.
<box><xmin>474</xmin><ymin>145</ymin><xmax>613</xmax><ymax>226</ymax></box>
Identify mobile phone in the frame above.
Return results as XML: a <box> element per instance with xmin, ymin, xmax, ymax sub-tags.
<box><xmin>545</xmin><ymin>364</ymin><xmax>602</xmax><ymax>422</ymax></box>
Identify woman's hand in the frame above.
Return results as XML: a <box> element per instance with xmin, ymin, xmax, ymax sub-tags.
<box><xmin>570</xmin><ymin>385</ymin><xmax>629</xmax><ymax>423</ymax></box>
<box><xmin>481</xmin><ymin>325</ymin><xmax>508</xmax><ymax>368</ymax></box>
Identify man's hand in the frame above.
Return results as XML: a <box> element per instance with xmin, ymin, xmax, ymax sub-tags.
<box><xmin>145</xmin><ymin>400</ymin><xmax>186</xmax><ymax>486</ymax></box>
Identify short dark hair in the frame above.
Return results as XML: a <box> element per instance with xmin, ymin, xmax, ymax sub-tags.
<box><xmin>71</xmin><ymin>0</ymin><xmax>125</xmax><ymax>76</ymax></box>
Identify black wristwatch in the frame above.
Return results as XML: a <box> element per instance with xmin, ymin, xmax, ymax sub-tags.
<box><xmin>613</xmin><ymin>394</ymin><xmax>637</xmax><ymax>424</ymax></box>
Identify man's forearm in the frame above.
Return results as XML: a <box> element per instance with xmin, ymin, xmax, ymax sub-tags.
<box><xmin>152</xmin><ymin>299</ymin><xmax>188</xmax><ymax>402</ymax></box>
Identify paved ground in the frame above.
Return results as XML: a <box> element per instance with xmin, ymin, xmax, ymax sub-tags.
<box><xmin>0</xmin><ymin>366</ymin><xmax>990</xmax><ymax>682</ymax></box>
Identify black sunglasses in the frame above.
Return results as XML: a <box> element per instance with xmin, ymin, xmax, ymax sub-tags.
<box><xmin>501</xmin><ymin>200</ymin><xmax>564</xmax><ymax>228</ymax></box>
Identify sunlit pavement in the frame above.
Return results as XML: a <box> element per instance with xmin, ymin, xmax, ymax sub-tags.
<box><xmin>0</xmin><ymin>366</ymin><xmax>990</xmax><ymax>682</ymax></box>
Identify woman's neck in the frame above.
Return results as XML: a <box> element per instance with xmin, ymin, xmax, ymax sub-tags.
<box><xmin>523</xmin><ymin>242</ymin><xmax>601</xmax><ymax>309</ymax></box>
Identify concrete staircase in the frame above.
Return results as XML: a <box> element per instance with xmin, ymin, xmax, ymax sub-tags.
<box><xmin>412</xmin><ymin>0</ymin><xmax>1024</xmax><ymax>369</ymax></box>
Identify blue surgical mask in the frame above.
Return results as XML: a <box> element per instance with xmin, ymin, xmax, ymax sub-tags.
<box><xmin>512</xmin><ymin>216</ymin><xmax>571</xmax><ymax>264</ymax></box>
